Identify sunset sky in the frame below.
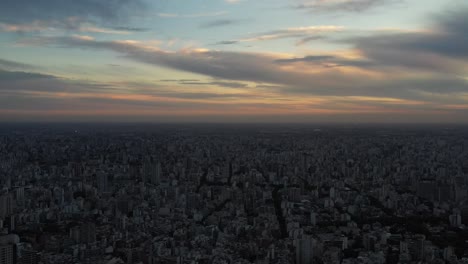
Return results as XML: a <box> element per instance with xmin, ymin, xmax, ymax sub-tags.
<box><xmin>0</xmin><ymin>0</ymin><xmax>467</xmax><ymax>123</ymax></box>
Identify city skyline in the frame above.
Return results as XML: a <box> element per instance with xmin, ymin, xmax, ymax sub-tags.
<box><xmin>1</xmin><ymin>0</ymin><xmax>468</xmax><ymax>123</ymax></box>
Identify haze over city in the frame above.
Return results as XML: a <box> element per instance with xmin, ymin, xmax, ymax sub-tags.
<box><xmin>0</xmin><ymin>0</ymin><xmax>467</xmax><ymax>123</ymax></box>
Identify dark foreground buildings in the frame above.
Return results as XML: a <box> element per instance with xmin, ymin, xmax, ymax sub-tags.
<box><xmin>0</xmin><ymin>124</ymin><xmax>467</xmax><ymax>263</ymax></box>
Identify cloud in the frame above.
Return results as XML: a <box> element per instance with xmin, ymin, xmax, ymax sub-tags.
<box><xmin>0</xmin><ymin>20</ymin><xmax>144</xmax><ymax>34</ymax></box>
<box><xmin>1</xmin><ymin>66</ymin><xmax>467</xmax><ymax>123</ymax></box>
<box><xmin>0</xmin><ymin>0</ymin><xmax>146</xmax><ymax>31</ymax></box>
<box><xmin>0</xmin><ymin>68</ymin><xmax>116</xmax><ymax>94</ymax></box>
<box><xmin>295</xmin><ymin>35</ymin><xmax>326</xmax><ymax>46</ymax></box>
<box><xmin>5</xmin><ymin>6</ymin><xmax>468</xmax><ymax>122</ymax></box>
<box><xmin>241</xmin><ymin>25</ymin><xmax>344</xmax><ymax>42</ymax></box>
<box><xmin>214</xmin><ymin>25</ymin><xmax>342</xmax><ymax>46</ymax></box>
<box><xmin>28</xmin><ymin>35</ymin><xmax>466</xmax><ymax>103</ymax></box>
<box><xmin>144</xmin><ymin>91</ymin><xmax>252</xmax><ymax>100</ymax></box>
<box><xmin>200</xmin><ymin>19</ymin><xmax>239</xmax><ymax>28</ymax></box>
<box><xmin>157</xmin><ymin>11</ymin><xmax>227</xmax><ymax>18</ymax></box>
<box><xmin>0</xmin><ymin>68</ymin><xmax>305</xmax><ymax>122</ymax></box>
<box><xmin>0</xmin><ymin>22</ymin><xmax>47</xmax><ymax>33</ymax></box>
<box><xmin>159</xmin><ymin>79</ymin><xmax>249</xmax><ymax>88</ymax></box>
<box><xmin>209</xmin><ymin>81</ymin><xmax>249</xmax><ymax>89</ymax></box>
<box><xmin>0</xmin><ymin>59</ymin><xmax>37</xmax><ymax>71</ymax></box>
<box><xmin>75</xmin><ymin>26</ymin><xmax>133</xmax><ymax>35</ymax></box>
<box><xmin>345</xmin><ymin>8</ymin><xmax>468</xmax><ymax>73</ymax></box>
<box><xmin>112</xmin><ymin>26</ymin><xmax>148</xmax><ymax>32</ymax></box>
<box><xmin>160</xmin><ymin>79</ymin><xmax>201</xmax><ymax>82</ymax></box>
<box><xmin>275</xmin><ymin>55</ymin><xmax>336</xmax><ymax>63</ymax></box>
<box><xmin>0</xmin><ymin>69</ymin><xmax>52</xmax><ymax>82</ymax></box>
<box><xmin>0</xmin><ymin>67</ymin><xmax>253</xmax><ymax>107</ymax></box>
<box><xmin>178</xmin><ymin>81</ymin><xmax>249</xmax><ymax>89</ymax></box>
<box><xmin>294</xmin><ymin>0</ymin><xmax>399</xmax><ymax>12</ymax></box>
<box><xmin>213</xmin><ymin>40</ymin><xmax>239</xmax><ymax>45</ymax></box>
<box><xmin>274</xmin><ymin>55</ymin><xmax>377</xmax><ymax>68</ymax></box>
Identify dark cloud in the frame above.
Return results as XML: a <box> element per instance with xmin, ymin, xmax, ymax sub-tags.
<box><xmin>200</xmin><ymin>19</ymin><xmax>239</xmax><ymax>28</ymax></box>
<box><xmin>352</xmin><ymin>33</ymin><xmax>468</xmax><ymax>71</ymax></box>
<box><xmin>0</xmin><ymin>59</ymin><xmax>37</xmax><ymax>70</ymax></box>
<box><xmin>149</xmin><ymin>92</ymin><xmax>252</xmax><ymax>100</ymax></box>
<box><xmin>159</xmin><ymin>79</ymin><xmax>248</xmax><ymax>88</ymax></box>
<box><xmin>214</xmin><ymin>40</ymin><xmax>239</xmax><ymax>45</ymax></box>
<box><xmin>294</xmin><ymin>0</ymin><xmax>399</xmax><ymax>13</ymax></box>
<box><xmin>0</xmin><ymin>68</ymin><xmax>116</xmax><ymax>94</ymax></box>
<box><xmin>210</xmin><ymin>81</ymin><xmax>248</xmax><ymax>89</ymax></box>
<box><xmin>111</xmin><ymin>26</ymin><xmax>148</xmax><ymax>32</ymax></box>
<box><xmin>0</xmin><ymin>69</ymin><xmax>52</xmax><ymax>81</ymax></box>
<box><xmin>52</xmin><ymin>36</ymin><xmax>290</xmax><ymax>84</ymax></box>
<box><xmin>295</xmin><ymin>35</ymin><xmax>325</xmax><ymax>46</ymax></box>
<box><xmin>435</xmin><ymin>8</ymin><xmax>468</xmax><ymax>34</ymax></box>
<box><xmin>345</xmin><ymin>7</ymin><xmax>468</xmax><ymax>73</ymax></box>
<box><xmin>274</xmin><ymin>55</ymin><xmax>376</xmax><ymax>68</ymax></box>
<box><xmin>177</xmin><ymin>80</ymin><xmax>248</xmax><ymax>89</ymax></box>
<box><xmin>275</xmin><ymin>55</ymin><xmax>336</xmax><ymax>63</ymax></box>
<box><xmin>160</xmin><ymin>79</ymin><xmax>201</xmax><ymax>82</ymax></box>
<box><xmin>0</xmin><ymin>0</ymin><xmax>146</xmax><ymax>26</ymax></box>
<box><xmin>0</xmin><ymin>68</ymin><xmax>254</xmax><ymax>111</ymax></box>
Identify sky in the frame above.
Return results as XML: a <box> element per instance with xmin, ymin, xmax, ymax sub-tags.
<box><xmin>0</xmin><ymin>0</ymin><xmax>467</xmax><ymax>123</ymax></box>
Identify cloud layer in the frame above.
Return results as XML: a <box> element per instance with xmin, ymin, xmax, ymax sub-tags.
<box><xmin>1</xmin><ymin>3</ymin><xmax>468</xmax><ymax>122</ymax></box>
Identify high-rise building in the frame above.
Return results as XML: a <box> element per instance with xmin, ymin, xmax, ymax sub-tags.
<box><xmin>69</xmin><ymin>226</ymin><xmax>80</xmax><ymax>243</ymax></box>
<box><xmin>0</xmin><ymin>234</ymin><xmax>19</xmax><ymax>264</ymax></box>
<box><xmin>310</xmin><ymin>212</ymin><xmax>317</xmax><ymax>226</ymax></box>
<box><xmin>143</xmin><ymin>158</ymin><xmax>161</xmax><ymax>185</ymax></box>
<box><xmin>408</xmin><ymin>235</ymin><xmax>425</xmax><ymax>261</ymax></box>
<box><xmin>19</xmin><ymin>249</ymin><xmax>39</xmax><ymax>264</ymax></box>
<box><xmin>417</xmin><ymin>179</ymin><xmax>436</xmax><ymax>201</ymax></box>
<box><xmin>296</xmin><ymin>236</ymin><xmax>315</xmax><ymax>264</ymax></box>
<box><xmin>14</xmin><ymin>188</ymin><xmax>24</xmax><ymax>206</ymax></box>
<box><xmin>97</xmin><ymin>172</ymin><xmax>108</xmax><ymax>193</ymax></box>
<box><xmin>449</xmin><ymin>213</ymin><xmax>462</xmax><ymax>227</ymax></box>
<box><xmin>0</xmin><ymin>194</ymin><xmax>14</xmax><ymax>219</ymax></box>
<box><xmin>80</xmin><ymin>222</ymin><xmax>96</xmax><ymax>244</ymax></box>
<box><xmin>152</xmin><ymin>162</ymin><xmax>161</xmax><ymax>185</ymax></box>
<box><xmin>117</xmin><ymin>196</ymin><xmax>133</xmax><ymax>215</ymax></box>
<box><xmin>0</xmin><ymin>244</ymin><xmax>14</xmax><ymax>264</ymax></box>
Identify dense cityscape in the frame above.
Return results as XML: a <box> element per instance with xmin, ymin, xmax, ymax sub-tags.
<box><xmin>1</xmin><ymin>0</ymin><xmax>468</xmax><ymax>263</ymax></box>
<box><xmin>0</xmin><ymin>124</ymin><xmax>467</xmax><ymax>264</ymax></box>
